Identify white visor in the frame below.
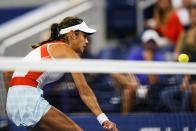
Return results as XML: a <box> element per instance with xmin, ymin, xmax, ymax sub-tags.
<box><xmin>59</xmin><ymin>21</ymin><xmax>96</xmax><ymax>35</ymax></box>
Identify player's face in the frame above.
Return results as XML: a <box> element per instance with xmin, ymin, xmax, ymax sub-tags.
<box><xmin>74</xmin><ymin>31</ymin><xmax>88</xmax><ymax>53</ymax></box>
<box><xmin>69</xmin><ymin>31</ymin><xmax>88</xmax><ymax>53</ymax></box>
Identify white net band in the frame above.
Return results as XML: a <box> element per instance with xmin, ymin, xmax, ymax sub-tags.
<box><xmin>0</xmin><ymin>57</ymin><xmax>195</xmax><ymax>74</ymax></box>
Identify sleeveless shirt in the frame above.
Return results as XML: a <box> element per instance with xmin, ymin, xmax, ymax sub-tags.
<box><xmin>10</xmin><ymin>41</ymin><xmax>66</xmax><ymax>89</ymax></box>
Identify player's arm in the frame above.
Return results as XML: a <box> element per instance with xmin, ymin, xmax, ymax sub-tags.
<box><xmin>3</xmin><ymin>71</ymin><xmax>13</xmax><ymax>92</ymax></box>
<box><xmin>49</xmin><ymin>44</ymin><xmax>103</xmax><ymax>116</ymax></box>
<box><xmin>72</xmin><ymin>69</ymin><xmax>118</xmax><ymax>130</ymax></box>
<box><xmin>71</xmin><ymin>72</ymin><xmax>102</xmax><ymax>115</ymax></box>
<box><xmin>71</xmin><ymin>64</ymin><xmax>118</xmax><ymax>130</ymax></box>
<box><xmin>49</xmin><ymin>44</ymin><xmax>115</xmax><ymax>128</ymax></box>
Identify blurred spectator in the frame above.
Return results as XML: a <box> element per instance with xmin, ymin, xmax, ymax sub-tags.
<box><xmin>172</xmin><ymin>0</ymin><xmax>190</xmax><ymax>27</ymax></box>
<box><xmin>111</xmin><ymin>73</ymin><xmax>139</xmax><ymax>114</ymax></box>
<box><xmin>145</xmin><ymin>0</ymin><xmax>184</xmax><ymax>47</ymax></box>
<box><xmin>161</xmin><ymin>4</ymin><xmax>196</xmax><ymax>112</ymax></box>
<box><xmin>183</xmin><ymin>0</ymin><xmax>196</xmax><ymax>8</ymax></box>
<box><xmin>160</xmin><ymin>74</ymin><xmax>195</xmax><ymax>112</ymax></box>
<box><xmin>127</xmin><ymin>29</ymin><xmax>165</xmax><ymax>86</ymax></box>
<box><xmin>191</xmin><ymin>77</ymin><xmax>196</xmax><ymax>111</ymax></box>
<box><xmin>127</xmin><ymin>29</ymin><xmax>166</xmax><ymax>112</ymax></box>
<box><xmin>174</xmin><ymin>4</ymin><xmax>196</xmax><ymax>61</ymax></box>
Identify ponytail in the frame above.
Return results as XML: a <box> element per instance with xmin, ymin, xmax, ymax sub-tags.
<box><xmin>31</xmin><ymin>23</ymin><xmax>60</xmax><ymax>49</ymax></box>
<box><xmin>48</xmin><ymin>23</ymin><xmax>59</xmax><ymax>42</ymax></box>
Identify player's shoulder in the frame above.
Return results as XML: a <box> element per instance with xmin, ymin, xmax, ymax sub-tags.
<box><xmin>49</xmin><ymin>42</ymin><xmax>69</xmax><ymax>50</ymax></box>
<box><xmin>49</xmin><ymin>43</ymin><xmax>79</xmax><ymax>59</ymax></box>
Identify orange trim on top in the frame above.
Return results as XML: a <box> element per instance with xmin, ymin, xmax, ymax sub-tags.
<box><xmin>10</xmin><ymin>41</ymin><xmax>67</xmax><ymax>88</ymax></box>
<box><xmin>10</xmin><ymin>77</ymin><xmax>39</xmax><ymax>87</ymax></box>
<box><xmin>41</xmin><ymin>43</ymin><xmax>51</xmax><ymax>58</ymax></box>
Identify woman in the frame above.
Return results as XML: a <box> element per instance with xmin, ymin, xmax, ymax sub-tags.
<box><xmin>5</xmin><ymin>16</ymin><xmax>118</xmax><ymax>131</ymax></box>
<box><xmin>174</xmin><ymin>4</ymin><xmax>196</xmax><ymax>61</ymax></box>
<box><xmin>146</xmin><ymin>0</ymin><xmax>184</xmax><ymax>46</ymax></box>
<box><xmin>174</xmin><ymin>4</ymin><xmax>196</xmax><ymax>111</ymax></box>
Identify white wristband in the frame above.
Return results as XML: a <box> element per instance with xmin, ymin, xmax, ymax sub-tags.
<box><xmin>97</xmin><ymin>113</ymin><xmax>109</xmax><ymax>125</ymax></box>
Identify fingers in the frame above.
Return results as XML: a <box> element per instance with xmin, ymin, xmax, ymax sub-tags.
<box><xmin>111</xmin><ymin>123</ymin><xmax>119</xmax><ymax>131</ymax></box>
<box><xmin>127</xmin><ymin>74</ymin><xmax>139</xmax><ymax>83</ymax></box>
<box><xmin>103</xmin><ymin>121</ymin><xmax>112</xmax><ymax>131</ymax></box>
<box><xmin>111</xmin><ymin>123</ymin><xmax>118</xmax><ymax>131</ymax></box>
<box><xmin>127</xmin><ymin>74</ymin><xmax>135</xmax><ymax>80</ymax></box>
<box><xmin>126</xmin><ymin>74</ymin><xmax>140</xmax><ymax>88</ymax></box>
<box><xmin>103</xmin><ymin>122</ymin><xmax>118</xmax><ymax>131</ymax></box>
<box><xmin>103</xmin><ymin>122</ymin><xmax>111</xmax><ymax>130</ymax></box>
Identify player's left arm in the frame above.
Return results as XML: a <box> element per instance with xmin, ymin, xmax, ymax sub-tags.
<box><xmin>72</xmin><ymin>73</ymin><xmax>118</xmax><ymax>131</ymax></box>
<box><xmin>72</xmin><ymin>73</ymin><xmax>103</xmax><ymax>115</ymax></box>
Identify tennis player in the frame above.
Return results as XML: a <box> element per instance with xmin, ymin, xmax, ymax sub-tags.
<box><xmin>5</xmin><ymin>16</ymin><xmax>118</xmax><ymax>131</ymax></box>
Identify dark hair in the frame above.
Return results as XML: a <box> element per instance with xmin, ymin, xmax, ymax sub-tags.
<box><xmin>143</xmin><ymin>39</ymin><xmax>158</xmax><ymax>51</ymax></box>
<box><xmin>154</xmin><ymin>0</ymin><xmax>173</xmax><ymax>25</ymax></box>
<box><xmin>31</xmin><ymin>16</ymin><xmax>83</xmax><ymax>49</ymax></box>
<box><xmin>188</xmin><ymin>4</ymin><xmax>196</xmax><ymax>11</ymax></box>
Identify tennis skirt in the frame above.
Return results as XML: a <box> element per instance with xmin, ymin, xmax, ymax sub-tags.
<box><xmin>6</xmin><ymin>85</ymin><xmax>51</xmax><ymax>127</ymax></box>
